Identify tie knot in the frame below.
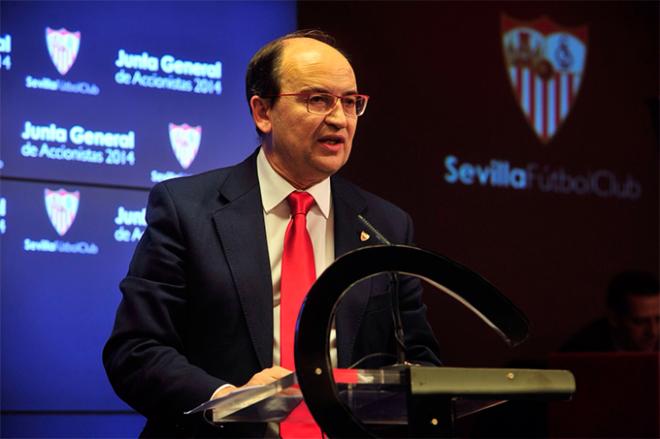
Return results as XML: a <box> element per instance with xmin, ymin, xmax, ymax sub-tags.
<box><xmin>287</xmin><ymin>191</ymin><xmax>315</xmax><ymax>216</ymax></box>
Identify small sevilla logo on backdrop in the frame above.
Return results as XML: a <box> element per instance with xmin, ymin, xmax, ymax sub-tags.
<box><xmin>45</xmin><ymin>27</ymin><xmax>81</xmax><ymax>75</ymax></box>
<box><xmin>44</xmin><ymin>188</ymin><xmax>80</xmax><ymax>236</ymax></box>
<box><xmin>169</xmin><ymin>123</ymin><xmax>202</xmax><ymax>170</ymax></box>
<box><xmin>502</xmin><ymin>15</ymin><xmax>588</xmax><ymax>143</ymax></box>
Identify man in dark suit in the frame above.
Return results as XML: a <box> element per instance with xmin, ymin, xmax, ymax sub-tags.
<box><xmin>104</xmin><ymin>30</ymin><xmax>440</xmax><ymax>437</ymax></box>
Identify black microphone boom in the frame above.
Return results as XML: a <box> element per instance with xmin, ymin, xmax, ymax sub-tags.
<box><xmin>357</xmin><ymin>214</ymin><xmax>407</xmax><ymax>366</ymax></box>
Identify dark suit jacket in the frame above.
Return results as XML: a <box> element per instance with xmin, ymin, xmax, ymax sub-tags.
<box><xmin>103</xmin><ymin>151</ymin><xmax>440</xmax><ymax>437</ymax></box>
<box><xmin>559</xmin><ymin>318</ymin><xmax>617</xmax><ymax>352</ymax></box>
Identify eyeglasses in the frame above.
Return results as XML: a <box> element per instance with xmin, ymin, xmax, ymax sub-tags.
<box><xmin>269</xmin><ymin>92</ymin><xmax>370</xmax><ymax>117</ymax></box>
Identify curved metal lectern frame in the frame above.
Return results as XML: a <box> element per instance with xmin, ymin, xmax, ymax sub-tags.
<box><xmin>295</xmin><ymin>245</ymin><xmax>530</xmax><ymax>438</ymax></box>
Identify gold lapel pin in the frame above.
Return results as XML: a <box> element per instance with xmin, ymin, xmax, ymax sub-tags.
<box><xmin>360</xmin><ymin>231</ymin><xmax>370</xmax><ymax>242</ymax></box>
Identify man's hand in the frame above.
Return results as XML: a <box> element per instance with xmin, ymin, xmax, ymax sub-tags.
<box><xmin>243</xmin><ymin>366</ymin><xmax>292</xmax><ymax>387</ymax></box>
<box><xmin>210</xmin><ymin>366</ymin><xmax>292</xmax><ymax>400</ymax></box>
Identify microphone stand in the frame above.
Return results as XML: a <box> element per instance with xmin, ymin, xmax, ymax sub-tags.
<box><xmin>357</xmin><ymin>214</ymin><xmax>407</xmax><ymax>367</ymax></box>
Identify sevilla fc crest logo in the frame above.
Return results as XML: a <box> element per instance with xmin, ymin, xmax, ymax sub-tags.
<box><xmin>44</xmin><ymin>188</ymin><xmax>80</xmax><ymax>236</ymax></box>
<box><xmin>45</xmin><ymin>27</ymin><xmax>81</xmax><ymax>75</ymax></box>
<box><xmin>502</xmin><ymin>15</ymin><xmax>588</xmax><ymax>143</ymax></box>
<box><xmin>169</xmin><ymin>123</ymin><xmax>201</xmax><ymax>170</ymax></box>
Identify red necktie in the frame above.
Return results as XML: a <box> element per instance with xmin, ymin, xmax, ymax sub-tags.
<box><xmin>280</xmin><ymin>191</ymin><xmax>321</xmax><ymax>438</ymax></box>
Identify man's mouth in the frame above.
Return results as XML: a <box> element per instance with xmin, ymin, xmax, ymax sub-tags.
<box><xmin>318</xmin><ymin>135</ymin><xmax>345</xmax><ymax>146</ymax></box>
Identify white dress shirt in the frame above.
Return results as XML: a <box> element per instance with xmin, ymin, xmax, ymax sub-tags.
<box><xmin>211</xmin><ymin>149</ymin><xmax>337</xmax><ymax>403</ymax></box>
<box><xmin>256</xmin><ymin>147</ymin><xmax>337</xmax><ymax>368</ymax></box>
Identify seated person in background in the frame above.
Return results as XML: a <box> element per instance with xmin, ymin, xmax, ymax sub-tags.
<box><xmin>561</xmin><ymin>270</ymin><xmax>659</xmax><ymax>352</ymax></box>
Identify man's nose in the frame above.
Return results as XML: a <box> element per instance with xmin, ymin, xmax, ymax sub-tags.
<box><xmin>324</xmin><ymin>101</ymin><xmax>348</xmax><ymax>128</ymax></box>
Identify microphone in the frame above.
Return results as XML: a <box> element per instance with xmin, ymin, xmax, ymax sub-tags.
<box><xmin>357</xmin><ymin>214</ymin><xmax>407</xmax><ymax>366</ymax></box>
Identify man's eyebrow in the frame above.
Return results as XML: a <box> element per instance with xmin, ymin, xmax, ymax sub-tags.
<box><xmin>299</xmin><ymin>86</ymin><xmax>328</xmax><ymax>93</ymax></box>
<box><xmin>300</xmin><ymin>86</ymin><xmax>359</xmax><ymax>96</ymax></box>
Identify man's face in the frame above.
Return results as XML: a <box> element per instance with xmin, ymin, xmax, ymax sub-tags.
<box><xmin>614</xmin><ymin>294</ymin><xmax>660</xmax><ymax>352</ymax></box>
<box><xmin>257</xmin><ymin>38</ymin><xmax>358</xmax><ymax>189</ymax></box>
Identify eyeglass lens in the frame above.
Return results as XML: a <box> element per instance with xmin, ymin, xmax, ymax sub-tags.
<box><xmin>307</xmin><ymin>94</ymin><xmax>366</xmax><ymax>116</ymax></box>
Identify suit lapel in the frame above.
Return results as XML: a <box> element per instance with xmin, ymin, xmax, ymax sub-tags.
<box><xmin>210</xmin><ymin>163</ymin><xmax>377</xmax><ymax>370</ymax></box>
<box><xmin>331</xmin><ymin>176</ymin><xmax>372</xmax><ymax>368</ymax></box>
<box><xmin>212</xmin><ymin>152</ymin><xmax>273</xmax><ymax>370</ymax></box>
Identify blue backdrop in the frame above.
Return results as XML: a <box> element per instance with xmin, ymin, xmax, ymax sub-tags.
<box><xmin>0</xmin><ymin>1</ymin><xmax>296</xmax><ymax>436</ymax></box>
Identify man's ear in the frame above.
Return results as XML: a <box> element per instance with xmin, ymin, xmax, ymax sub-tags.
<box><xmin>250</xmin><ymin>95</ymin><xmax>272</xmax><ymax>134</ymax></box>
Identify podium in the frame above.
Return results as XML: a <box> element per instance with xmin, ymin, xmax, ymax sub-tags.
<box><xmin>188</xmin><ymin>366</ymin><xmax>574</xmax><ymax>437</ymax></box>
<box><xmin>187</xmin><ymin>245</ymin><xmax>576</xmax><ymax>437</ymax></box>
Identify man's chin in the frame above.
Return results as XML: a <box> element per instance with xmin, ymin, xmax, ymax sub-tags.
<box><xmin>312</xmin><ymin>156</ymin><xmax>348</xmax><ymax>176</ymax></box>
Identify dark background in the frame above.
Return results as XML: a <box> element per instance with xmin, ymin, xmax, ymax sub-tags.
<box><xmin>299</xmin><ymin>1</ymin><xmax>659</xmax><ymax>367</ymax></box>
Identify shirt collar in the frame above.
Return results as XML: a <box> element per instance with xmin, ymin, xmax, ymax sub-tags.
<box><xmin>256</xmin><ymin>147</ymin><xmax>331</xmax><ymax>218</ymax></box>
